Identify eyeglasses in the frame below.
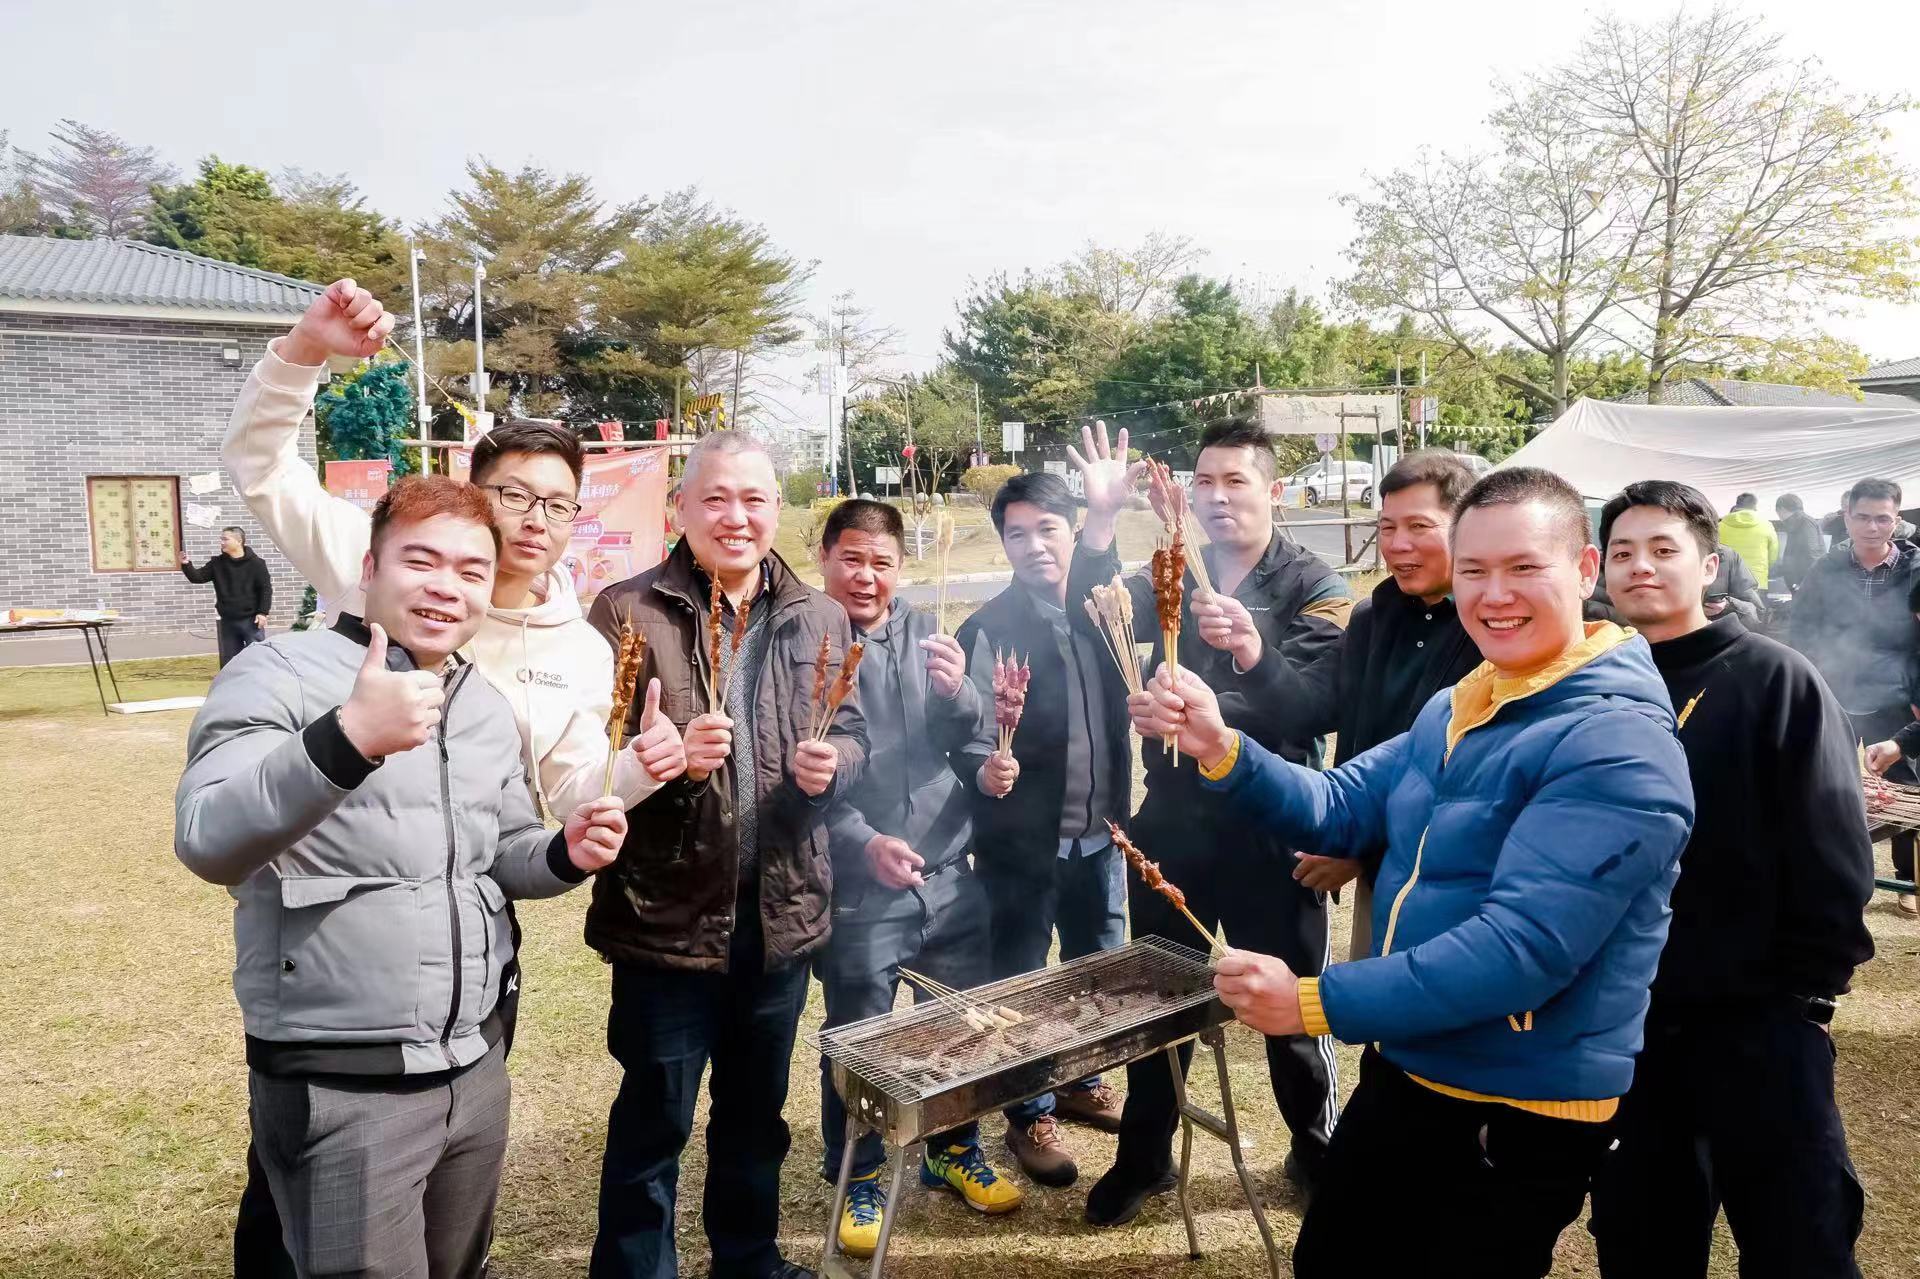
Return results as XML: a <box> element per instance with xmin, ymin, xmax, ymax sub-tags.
<box><xmin>482</xmin><ymin>484</ymin><xmax>582</xmax><ymax>525</ymax></box>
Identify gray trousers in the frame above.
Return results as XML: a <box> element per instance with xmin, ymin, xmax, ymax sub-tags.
<box><xmin>248</xmin><ymin>1044</ymin><xmax>510</xmax><ymax>1279</ymax></box>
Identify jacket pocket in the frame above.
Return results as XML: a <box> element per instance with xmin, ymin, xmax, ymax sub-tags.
<box><xmin>276</xmin><ymin>876</ymin><xmax>423</xmax><ymax>1033</ymax></box>
<box><xmin>476</xmin><ymin>875</ymin><xmax>510</xmax><ymax>1018</ymax></box>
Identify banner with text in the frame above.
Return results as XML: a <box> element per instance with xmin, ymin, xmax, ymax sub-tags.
<box><xmin>323</xmin><ymin>460</ymin><xmax>393</xmax><ymax>512</ymax></box>
<box><xmin>562</xmin><ymin>448</ymin><xmax>671</xmax><ymax>605</ymax></box>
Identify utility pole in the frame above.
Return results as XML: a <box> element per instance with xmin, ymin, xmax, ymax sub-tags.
<box><xmin>1418</xmin><ymin>350</ymin><xmax>1428</xmax><ymax>449</ymax></box>
<box><xmin>408</xmin><ymin>238</ymin><xmax>430</xmax><ymax>473</ymax></box>
<box><xmin>471</xmin><ymin>255</ymin><xmax>488</xmax><ymax>413</ymax></box>
<box><xmin>973</xmin><ymin>381</ymin><xmax>982</xmax><ymax>461</ymax></box>
<box><xmin>731</xmin><ymin>349</ymin><xmax>744</xmax><ymax>433</ymax></box>
<box><xmin>822</xmin><ymin>310</ymin><xmax>838</xmax><ymax>494</ymax></box>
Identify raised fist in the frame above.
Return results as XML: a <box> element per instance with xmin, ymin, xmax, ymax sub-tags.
<box><xmin>337</xmin><ymin>623</ymin><xmax>444</xmax><ymax>759</ymax></box>
<box><xmin>280</xmin><ymin>278</ymin><xmax>396</xmax><ymax>367</ymax></box>
<box><xmin>564</xmin><ymin>796</ymin><xmax>628</xmax><ymax>874</ymax></box>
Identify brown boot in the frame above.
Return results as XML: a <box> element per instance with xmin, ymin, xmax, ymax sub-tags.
<box><xmin>1004</xmin><ymin>1115</ymin><xmax>1078</xmax><ymax>1187</ymax></box>
<box><xmin>1053</xmin><ymin>1082</ymin><xmax>1124</xmax><ymax>1133</ymax></box>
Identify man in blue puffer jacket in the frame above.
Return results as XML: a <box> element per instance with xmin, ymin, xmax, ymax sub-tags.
<box><xmin>1131</xmin><ymin>468</ymin><xmax>1694</xmax><ymax>1279</ymax></box>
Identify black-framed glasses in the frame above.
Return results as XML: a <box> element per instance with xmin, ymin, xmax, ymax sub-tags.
<box><xmin>482</xmin><ymin>484</ymin><xmax>582</xmax><ymax>525</ymax></box>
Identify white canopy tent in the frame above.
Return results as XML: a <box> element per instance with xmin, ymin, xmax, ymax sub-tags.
<box><xmin>1498</xmin><ymin>398</ymin><xmax>1920</xmax><ymax>516</ymax></box>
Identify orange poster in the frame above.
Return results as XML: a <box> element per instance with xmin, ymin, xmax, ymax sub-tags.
<box><xmin>324</xmin><ymin>460</ymin><xmax>392</xmax><ymax>512</ymax></box>
<box><xmin>562</xmin><ymin>448</ymin><xmax>670</xmax><ymax>605</ymax></box>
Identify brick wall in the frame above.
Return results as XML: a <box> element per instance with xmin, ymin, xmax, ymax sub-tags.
<box><xmin>0</xmin><ymin>311</ymin><xmax>315</xmax><ymax>646</ymax></box>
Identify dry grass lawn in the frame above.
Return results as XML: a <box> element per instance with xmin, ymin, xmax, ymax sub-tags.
<box><xmin>2</xmin><ymin>656</ymin><xmax>1917</xmax><ymax>1277</ymax></box>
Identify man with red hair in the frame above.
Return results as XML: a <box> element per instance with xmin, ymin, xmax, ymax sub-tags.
<box><xmin>177</xmin><ymin>475</ymin><xmax>630</xmax><ymax>1279</ymax></box>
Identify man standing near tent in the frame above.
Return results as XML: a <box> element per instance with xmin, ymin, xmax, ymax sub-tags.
<box><xmin>1774</xmin><ymin>494</ymin><xmax>1827</xmax><ymax>594</ymax></box>
<box><xmin>1793</xmin><ymin>477</ymin><xmax>1920</xmax><ymax>905</ymax></box>
<box><xmin>1066</xmin><ymin>420</ymin><xmax>1353</xmax><ymax>1224</ymax></box>
<box><xmin>1718</xmin><ymin>493</ymin><xmax>1779</xmax><ymax>593</ymax></box>
<box><xmin>1589</xmin><ymin>480</ymin><xmax>1872</xmax><ymax>1278</ymax></box>
<box><xmin>1132</xmin><ymin>468</ymin><xmax>1693</xmax><ymax>1279</ymax></box>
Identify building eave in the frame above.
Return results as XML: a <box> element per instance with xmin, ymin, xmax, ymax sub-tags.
<box><xmin>0</xmin><ymin>297</ymin><xmax>304</xmax><ymax>327</ymax></box>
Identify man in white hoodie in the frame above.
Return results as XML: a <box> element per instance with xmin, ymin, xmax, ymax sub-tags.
<box><xmin>221</xmin><ymin>278</ymin><xmax>686</xmax><ymax>1276</ymax></box>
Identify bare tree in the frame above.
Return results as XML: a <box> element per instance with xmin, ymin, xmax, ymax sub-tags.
<box><xmin>15</xmin><ymin>119</ymin><xmax>174</xmax><ymax>237</ymax></box>
<box><xmin>1061</xmin><ymin>231</ymin><xmax>1204</xmax><ymax>323</ymax></box>
<box><xmin>1550</xmin><ymin>5</ymin><xmax>1918</xmax><ymax>397</ymax></box>
<box><xmin>1338</xmin><ymin>85</ymin><xmax>1646</xmax><ymax>418</ymax></box>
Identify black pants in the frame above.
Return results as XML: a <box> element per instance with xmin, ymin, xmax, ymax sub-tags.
<box><xmin>1111</xmin><ymin>825</ymin><xmax>1336</xmax><ymax>1178</ymax></box>
<box><xmin>1850</xmin><ymin>705</ymin><xmax>1916</xmax><ymax>880</ymax></box>
<box><xmin>1292</xmin><ymin>1049</ymin><xmax>1607</xmax><ymax>1279</ymax></box>
<box><xmin>218</xmin><ymin>617</ymin><xmax>264</xmax><ymax>667</ymax></box>
<box><xmin>1588</xmin><ymin>1010</ymin><xmax>1864</xmax><ymax>1278</ymax></box>
<box><xmin>591</xmin><ymin>929</ymin><xmax>811</xmax><ymax>1279</ymax></box>
<box><xmin>235</xmin><ymin>1142</ymin><xmax>296</xmax><ymax>1279</ymax></box>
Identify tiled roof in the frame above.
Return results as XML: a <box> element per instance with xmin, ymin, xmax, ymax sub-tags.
<box><xmin>0</xmin><ymin>235</ymin><xmax>322</xmax><ymax>315</ymax></box>
<box><xmin>1616</xmin><ymin>377</ymin><xmax>1917</xmax><ymax>410</ymax></box>
<box><xmin>1856</xmin><ymin>357</ymin><xmax>1920</xmax><ymax>385</ymax></box>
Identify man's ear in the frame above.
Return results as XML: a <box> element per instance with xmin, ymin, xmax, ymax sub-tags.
<box><xmin>359</xmin><ymin>549</ymin><xmax>376</xmax><ymax>593</ymax></box>
<box><xmin>1703</xmin><ymin>551</ymin><xmax>1721</xmax><ymax>588</ymax></box>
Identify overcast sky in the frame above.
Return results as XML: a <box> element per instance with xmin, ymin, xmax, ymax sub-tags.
<box><xmin>5</xmin><ymin>0</ymin><xmax>1915</xmax><ymax>426</ymax></box>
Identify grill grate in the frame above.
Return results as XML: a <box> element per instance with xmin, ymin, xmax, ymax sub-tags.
<box><xmin>820</xmin><ymin>937</ymin><xmax>1218</xmax><ymax>1105</ymax></box>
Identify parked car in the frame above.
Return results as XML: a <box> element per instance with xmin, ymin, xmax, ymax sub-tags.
<box><xmin>1282</xmin><ymin>459</ymin><xmax>1375</xmax><ymax>506</ymax></box>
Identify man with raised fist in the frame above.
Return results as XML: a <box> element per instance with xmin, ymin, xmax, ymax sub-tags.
<box><xmin>175</xmin><ymin>476</ymin><xmax>628</xmax><ymax>1279</ymax></box>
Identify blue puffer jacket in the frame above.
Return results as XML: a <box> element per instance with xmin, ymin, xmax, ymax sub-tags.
<box><xmin>1204</xmin><ymin>624</ymin><xmax>1693</xmax><ymax>1108</ymax></box>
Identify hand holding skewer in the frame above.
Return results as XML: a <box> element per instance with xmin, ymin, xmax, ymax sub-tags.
<box><xmin>920</xmin><ymin>633</ymin><xmax>967</xmax><ymax>700</ymax></box>
<box><xmin>1213</xmin><ymin>948</ymin><xmax>1306</xmax><ymax>1037</ymax></box>
<box><xmin>563</xmin><ymin>796</ymin><xmax>629</xmax><ymax>875</ymax></box>
<box><xmin>977</xmin><ymin>751</ymin><xmax>1019</xmax><ymax>799</ymax></box>
<box><xmin>1191</xmin><ymin>590</ymin><xmax>1261</xmax><ymax>669</ymax></box>
<box><xmin>1865</xmin><ymin>739</ymin><xmax>1902</xmax><ymax>775</ymax></box>
<box><xmin>791</xmin><ymin>739</ymin><xmax>839</xmax><ymax>797</ymax></box>
<box><xmin>1129</xmin><ymin>663</ymin><xmax>1235</xmax><ymax>771</ymax></box>
<box><xmin>684</xmin><ymin>712</ymin><xmax>733</xmax><ymax>782</ymax></box>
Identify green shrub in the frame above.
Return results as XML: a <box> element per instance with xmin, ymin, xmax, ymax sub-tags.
<box><xmin>960</xmin><ymin>465</ymin><xmax>1022</xmax><ymax>509</ymax></box>
<box><xmin>783</xmin><ymin>469</ymin><xmax>827</xmax><ymax>507</ymax></box>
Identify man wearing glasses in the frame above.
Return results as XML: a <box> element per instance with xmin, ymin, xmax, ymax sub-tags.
<box><xmin>218</xmin><ymin>280</ymin><xmax>689</xmax><ymax>1273</ymax></box>
<box><xmin>1793</xmin><ymin>477</ymin><xmax>1920</xmax><ymax>909</ymax></box>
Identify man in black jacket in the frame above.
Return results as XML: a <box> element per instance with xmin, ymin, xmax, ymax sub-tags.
<box><xmin>1068</xmin><ymin>421</ymin><xmax>1354</xmax><ymax>1226</ymax></box>
<box><xmin>955</xmin><ymin>471</ymin><xmax>1134</xmax><ymax>1188</ymax></box>
<box><xmin>180</xmin><ymin>526</ymin><xmax>272</xmax><ymax>665</ymax></box>
<box><xmin>1589</xmin><ymin>480</ymin><xmax>1873</xmax><ymax>1279</ymax></box>
<box><xmin>814</xmin><ymin>500</ymin><xmax>1021</xmax><ymax>1258</ymax></box>
<box><xmin>1262</xmin><ymin>450</ymin><xmax>1482</xmax><ymax>960</ymax></box>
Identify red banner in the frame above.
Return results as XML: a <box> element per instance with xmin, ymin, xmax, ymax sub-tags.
<box><xmin>561</xmin><ymin>448</ymin><xmax>670</xmax><ymax>605</ymax></box>
<box><xmin>324</xmin><ymin>460</ymin><xmax>392</xmax><ymax>512</ymax></box>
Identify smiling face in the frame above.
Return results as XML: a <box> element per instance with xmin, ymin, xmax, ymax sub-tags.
<box><xmin>1191</xmin><ymin>444</ymin><xmax>1280</xmax><ymax>553</ymax></box>
<box><xmin>1377</xmin><ymin>482</ymin><xmax>1455</xmax><ymax>603</ymax></box>
<box><xmin>359</xmin><ymin>514</ymin><xmax>497</xmax><ymax>666</ymax></box>
<box><xmin>1452</xmin><ymin>499</ymin><xmax>1599</xmax><ymax>675</ymax></box>
<box><xmin>998</xmin><ymin>500</ymin><xmax>1076</xmax><ymax>599</ymax></box>
<box><xmin>819</xmin><ymin>528</ymin><xmax>901</xmax><ymax>631</ymax></box>
<box><xmin>479</xmin><ymin>451</ymin><xmax>580</xmax><ymax>581</ymax></box>
<box><xmin>677</xmin><ymin>446</ymin><xmax>781</xmax><ymax>581</ymax></box>
<box><xmin>1603</xmin><ymin>505</ymin><xmax>1718</xmax><ymax>641</ymax></box>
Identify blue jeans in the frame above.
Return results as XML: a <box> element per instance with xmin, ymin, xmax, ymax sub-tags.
<box><xmin>591</xmin><ymin>935</ymin><xmax>810</xmax><ymax>1279</ymax></box>
<box><xmin>976</xmin><ymin>841</ymin><xmax>1127</xmax><ymax>1123</ymax></box>
<box><xmin>818</xmin><ymin>858</ymin><xmax>991</xmax><ymax>1179</ymax></box>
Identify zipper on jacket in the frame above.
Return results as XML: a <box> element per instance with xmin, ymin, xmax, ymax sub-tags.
<box><xmin>437</xmin><ymin>667</ymin><xmax>469</xmax><ymax>1064</ymax></box>
<box><xmin>1378</xmin><ymin>826</ymin><xmax>1427</xmax><ymax>958</ymax></box>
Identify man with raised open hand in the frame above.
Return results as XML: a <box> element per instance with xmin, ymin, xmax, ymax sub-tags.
<box><xmin>1130</xmin><ymin>468</ymin><xmax>1694</xmax><ymax>1279</ymax></box>
<box><xmin>175</xmin><ymin>476</ymin><xmax>629</xmax><ymax>1279</ymax></box>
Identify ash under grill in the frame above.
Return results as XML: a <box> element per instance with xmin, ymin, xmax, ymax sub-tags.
<box><xmin>821</xmin><ymin>937</ymin><xmax>1226</xmax><ymax>1146</ymax></box>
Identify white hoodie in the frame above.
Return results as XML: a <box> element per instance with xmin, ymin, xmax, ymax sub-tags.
<box><xmin>222</xmin><ymin>339</ymin><xmax>661</xmax><ymax>821</ymax></box>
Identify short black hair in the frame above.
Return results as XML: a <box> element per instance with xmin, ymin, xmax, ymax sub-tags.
<box><xmin>1196</xmin><ymin>420</ymin><xmax>1276</xmax><ymax>480</ymax></box>
<box><xmin>1776</xmin><ymin>493</ymin><xmax>1805</xmax><ymax>514</ymax></box>
<box><xmin>1733</xmin><ymin>492</ymin><xmax>1758</xmax><ymax>510</ymax></box>
<box><xmin>991</xmin><ymin>471</ymin><xmax>1076</xmax><ymax>533</ymax></box>
<box><xmin>1454</xmin><ymin>467</ymin><xmax>1590</xmax><ymax>556</ymax></box>
<box><xmin>1847</xmin><ymin>477</ymin><xmax>1902</xmax><ymax>511</ymax></box>
<box><xmin>471</xmin><ymin>418</ymin><xmax>585</xmax><ymax>488</ymax></box>
<box><xmin>221</xmin><ymin>526</ymin><xmax>246</xmax><ymax>542</ymax></box>
<box><xmin>1597</xmin><ymin>480</ymin><xmax>1721</xmax><ymax>558</ymax></box>
<box><xmin>1380</xmin><ymin>449</ymin><xmax>1475</xmax><ymax>511</ymax></box>
<box><xmin>821</xmin><ymin>498</ymin><xmax>904</xmax><ymax>554</ymax></box>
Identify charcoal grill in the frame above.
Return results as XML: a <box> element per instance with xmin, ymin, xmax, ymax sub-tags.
<box><xmin>818</xmin><ymin>937</ymin><xmax>1282</xmax><ymax>1277</ymax></box>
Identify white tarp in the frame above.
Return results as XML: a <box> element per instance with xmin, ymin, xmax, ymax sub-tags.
<box><xmin>1498</xmin><ymin>398</ymin><xmax>1920</xmax><ymax>517</ymax></box>
<box><xmin>1259</xmin><ymin>393</ymin><xmax>1399</xmax><ymax>437</ymax></box>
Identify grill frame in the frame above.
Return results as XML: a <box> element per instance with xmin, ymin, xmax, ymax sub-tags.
<box><xmin>821</xmin><ymin>937</ymin><xmax>1230</xmax><ymax>1146</ymax></box>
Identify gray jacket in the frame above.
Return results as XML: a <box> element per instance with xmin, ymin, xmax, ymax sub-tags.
<box><xmin>826</xmin><ymin>603</ymin><xmax>986</xmax><ymax>894</ymax></box>
<box><xmin>175</xmin><ymin>616</ymin><xmax>584</xmax><ymax>1075</ymax></box>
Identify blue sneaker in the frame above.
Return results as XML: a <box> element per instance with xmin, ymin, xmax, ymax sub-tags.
<box><xmin>922</xmin><ymin>1142</ymin><xmax>1024</xmax><ymax>1214</ymax></box>
<box><xmin>838</xmin><ymin>1172</ymin><xmax>886</xmax><ymax>1258</ymax></box>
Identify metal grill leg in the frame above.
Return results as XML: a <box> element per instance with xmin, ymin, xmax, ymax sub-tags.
<box><xmin>822</xmin><ymin>1114</ymin><xmax>860</xmax><ymax>1272</ymax></box>
<box><xmin>1166</xmin><ymin>1042</ymin><xmax>1201</xmax><ymax>1260</ymax></box>
<box><xmin>1209</xmin><ymin>1029</ymin><xmax>1282</xmax><ymax>1279</ymax></box>
<box><xmin>868</xmin><ymin>1140</ymin><xmax>920</xmax><ymax>1278</ymax></box>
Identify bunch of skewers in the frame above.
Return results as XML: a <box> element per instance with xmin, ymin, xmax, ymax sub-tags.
<box><xmin>808</xmin><ymin>633</ymin><xmax>866</xmax><ymax>740</ymax></box>
<box><xmin>933</xmin><ymin>511</ymin><xmax>957</xmax><ymax>629</ymax></box>
<box><xmin>705</xmin><ymin>576</ymin><xmax>751</xmax><ymax>711</ymax></box>
<box><xmin>604</xmin><ymin>608</ymin><xmax>648</xmax><ymax>795</ymax></box>
<box><xmin>1141</xmin><ymin>460</ymin><xmax>1217</xmax><ymax>766</ymax></box>
<box><xmin>1107</xmin><ymin>819</ymin><xmax>1225</xmax><ymax>957</ymax></box>
<box><xmin>1861</xmin><ymin>750</ymin><xmax>1920</xmax><ymax>831</ymax></box>
<box><xmin>992</xmin><ymin>650</ymin><xmax>1031</xmax><ymax>756</ymax></box>
<box><xmin>898</xmin><ymin>967</ymin><xmax>1026</xmax><ymax>1034</ymax></box>
<box><xmin>1083</xmin><ymin>575</ymin><xmax>1145</xmax><ymax>697</ymax></box>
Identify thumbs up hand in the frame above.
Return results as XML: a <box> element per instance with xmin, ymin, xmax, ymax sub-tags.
<box><xmin>337</xmin><ymin>623</ymin><xmax>445</xmax><ymax>760</ymax></box>
<box><xmin>627</xmin><ymin>678</ymin><xmax>688</xmax><ymax>784</ymax></box>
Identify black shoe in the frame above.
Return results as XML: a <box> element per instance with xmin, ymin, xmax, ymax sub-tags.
<box><xmin>1282</xmin><ymin>1150</ymin><xmax>1321</xmax><ymax>1200</ymax></box>
<box><xmin>765</xmin><ymin>1263</ymin><xmax>815</xmax><ymax>1279</ymax></box>
<box><xmin>1085</xmin><ymin>1162</ymin><xmax>1179</xmax><ymax>1228</ymax></box>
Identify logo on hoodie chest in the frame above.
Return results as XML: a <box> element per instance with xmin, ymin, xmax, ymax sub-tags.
<box><xmin>516</xmin><ymin>668</ymin><xmax>570</xmax><ymax>690</ymax></box>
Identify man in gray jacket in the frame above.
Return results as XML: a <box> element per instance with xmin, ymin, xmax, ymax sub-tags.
<box><xmin>176</xmin><ymin>475</ymin><xmax>629</xmax><ymax>1279</ymax></box>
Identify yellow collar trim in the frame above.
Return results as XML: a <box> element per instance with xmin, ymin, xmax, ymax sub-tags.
<box><xmin>1446</xmin><ymin>621</ymin><xmax>1634</xmax><ymax>758</ymax></box>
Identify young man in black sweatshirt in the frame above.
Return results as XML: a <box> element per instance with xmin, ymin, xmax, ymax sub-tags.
<box><xmin>1067</xmin><ymin>421</ymin><xmax>1352</xmax><ymax>1225</ymax></box>
<box><xmin>1589</xmin><ymin>480</ymin><xmax>1874</xmax><ymax>1279</ymax></box>
<box><xmin>179</xmin><ymin>525</ymin><xmax>273</xmax><ymax>665</ymax></box>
